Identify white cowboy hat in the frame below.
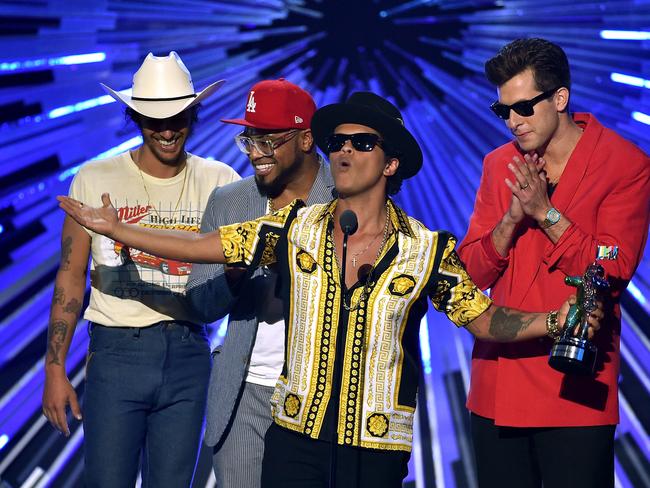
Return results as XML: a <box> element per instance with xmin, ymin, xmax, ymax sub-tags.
<box><xmin>101</xmin><ymin>51</ymin><xmax>224</xmax><ymax>119</ymax></box>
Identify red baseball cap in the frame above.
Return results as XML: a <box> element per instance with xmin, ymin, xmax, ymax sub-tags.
<box><xmin>221</xmin><ymin>78</ymin><xmax>316</xmax><ymax>130</ymax></box>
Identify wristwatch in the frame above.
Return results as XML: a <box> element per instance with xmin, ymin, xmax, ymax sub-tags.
<box><xmin>541</xmin><ymin>207</ymin><xmax>561</xmax><ymax>228</ymax></box>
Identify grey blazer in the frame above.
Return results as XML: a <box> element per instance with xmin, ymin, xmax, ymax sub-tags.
<box><xmin>186</xmin><ymin>161</ymin><xmax>334</xmax><ymax>447</ymax></box>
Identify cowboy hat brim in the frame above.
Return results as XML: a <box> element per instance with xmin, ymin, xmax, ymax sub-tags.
<box><xmin>101</xmin><ymin>79</ymin><xmax>225</xmax><ymax>119</ymax></box>
<box><xmin>311</xmin><ymin>103</ymin><xmax>423</xmax><ymax>179</ymax></box>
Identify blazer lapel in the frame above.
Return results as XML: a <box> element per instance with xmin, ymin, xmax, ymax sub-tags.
<box><xmin>549</xmin><ymin>113</ymin><xmax>601</xmax><ymax>217</ymax></box>
<box><xmin>513</xmin><ymin>114</ymin><xmax>602</xmax><ymax>308</ymax></box>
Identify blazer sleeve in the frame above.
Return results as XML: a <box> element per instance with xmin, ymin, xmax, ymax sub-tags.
<box><xmin>544</xmin><ymin>152</ymin><xmax>650</xmax><ymax>292</ymax></box>
<box><xmin>185</xmin><ymin>186</ymin><xmax>237</xmax><ymax>324</ymax></box>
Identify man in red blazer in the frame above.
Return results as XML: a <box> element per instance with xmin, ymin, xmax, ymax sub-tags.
<box><xmin>458</xmin><ymin>38</ymin><xmax>650</xmax><ymax>488</ymax></box>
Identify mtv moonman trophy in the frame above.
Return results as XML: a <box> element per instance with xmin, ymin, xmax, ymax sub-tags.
<box><xmin>548</xmin><ymin>262</ymin><xmax>609</xmax><ymax>375</ymax></box>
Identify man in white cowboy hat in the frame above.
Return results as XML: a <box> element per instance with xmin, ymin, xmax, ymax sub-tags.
<box><xmin>57</xmin><ymin>91</ymin><xmax>602</xmax><ymax>488</ymax></box>
<box><xmin>41</xmin><ymin>51</ymin><xmax>239</xmax><ymax>487</ymax></box>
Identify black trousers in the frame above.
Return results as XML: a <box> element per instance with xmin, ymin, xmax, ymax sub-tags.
<box><xmin>471</xmin><ymin>413</ymin><xmax>616</xmax><ymax>488</ymax></box>
<box><xmin>261</xmin><ymin>423</ymin><xmax>410</xmax><ymax>488</ymax></box>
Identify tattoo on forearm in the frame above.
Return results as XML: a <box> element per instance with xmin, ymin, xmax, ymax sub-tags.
<box><xmin>61</xmin><ymin>236</ymin><xmax>72</xmax><ymax>271</ymax></box>
<box><xmin>489</xmin><ymin>307</ymin><xmax>535</xmax><ymax>341</ymax></box>
<box><xmin>63</xmin><ymin>298</ymin><xmax>82</xmax><ymax>316</ymax></box>
<box><xmin>53</xmin><ymin>286</ymin><xmax>65</xmax><ymax>306</ymax></box>
<box><xmin>47</xmin><ymin>320</ymin><xmax>69</xmax><ymax>365</ymax></box>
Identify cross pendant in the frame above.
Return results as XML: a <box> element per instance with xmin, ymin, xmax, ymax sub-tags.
<box><xmin>352</xmin><ymin>257</ymin><xmax>357</xmax><ymax>267</ymax></box>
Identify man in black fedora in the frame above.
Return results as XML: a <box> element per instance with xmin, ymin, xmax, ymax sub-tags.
<box><xmin>57</xmin><ymin>91</ymin><xmax>602</xmax><ymax>487</ymax></box>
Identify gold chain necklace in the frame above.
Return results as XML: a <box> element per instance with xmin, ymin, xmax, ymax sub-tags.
<box><xmin>349</xmin><ymin>213</ymin><xmax>390</xmax><ymax>268</ymax></box>
<box><xmin>136</xmin><ymin>155</ymin><xmax>188</xmax><ymax>229</ymax></box>
<box><xmin>333</xmin><ymin>202</ymin><xmax>391</xmax><ymax>311</ymax></box>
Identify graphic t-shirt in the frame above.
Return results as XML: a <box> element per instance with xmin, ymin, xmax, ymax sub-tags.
<box><xmin>69</xmin><ymin>151</ymin><xmax>240</xmax><ymax>327</ymax></box>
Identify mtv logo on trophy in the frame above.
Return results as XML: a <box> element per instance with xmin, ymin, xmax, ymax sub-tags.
<box><xmin>549</xmin><ymin>262</ymin><xmax>609</xmax><ymax>376</ymax></box>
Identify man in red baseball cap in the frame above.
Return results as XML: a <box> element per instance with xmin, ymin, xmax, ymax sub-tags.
<box><xmin>185</xmin><ymin>78</ymin><xmax>334</xmax><ymax>488</ymax></box>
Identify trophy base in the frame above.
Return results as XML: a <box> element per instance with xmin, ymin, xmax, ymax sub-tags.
<box><xmin>549</xmin><ymin>337</ymin><xmax>597</xmax><ymax>376</ymax></box>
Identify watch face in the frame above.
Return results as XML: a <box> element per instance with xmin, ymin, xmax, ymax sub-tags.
<box><xmin>547</xmin><ymin>208</ymin><xmax>561</xmax><ymax>223</ymax></box>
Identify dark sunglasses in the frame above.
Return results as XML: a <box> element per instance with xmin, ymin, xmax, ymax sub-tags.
<box><xmin>325</xmin><ymin>133</ymin><xmax>385</xmax><ymax>153</ymax></box>
<box><xmin>490</xmin><ymin>87</ymin><xmax>561</xmax><ymax>120</ymax></box>
<box><xmin>140</xmin><ymin>111</ymin><xmax>193</xmax><ymax>132</ymax></box>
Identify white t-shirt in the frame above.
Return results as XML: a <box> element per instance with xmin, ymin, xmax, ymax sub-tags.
<box><xmin>245</xmin><ymin>269</ymin><xmax>285</xmax><ymax>386</ymax></box>
<box><xmin>69</xmin><ymin>151</ymin><xmax>240</xmax><ymax>327</ymax></box>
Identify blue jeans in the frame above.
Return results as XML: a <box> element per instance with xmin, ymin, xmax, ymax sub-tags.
<box><xmin>83</xmin><ymin>321</ymin><xmax>211</xmax><ymax>488</ymax></box>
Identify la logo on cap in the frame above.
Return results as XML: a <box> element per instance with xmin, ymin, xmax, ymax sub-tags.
<box><xmin>246</xmin><ymin>91</ymin><xmax>256</xmax><ymax>113</ymax></box>
<box><xmin>220</xmin><ymin>78</ymin><xmax>316</xmax><ymax>130</ymax></box>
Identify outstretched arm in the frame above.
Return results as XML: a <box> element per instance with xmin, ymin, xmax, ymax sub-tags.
<box><xmin>58</xmin><ymin>193</ymin><xmax>226</xmax><ymax>264</ymax></box>
<box><xmin>465</xmin><ymin>295</ymin><xmax>603</xmax><ymax>342</ymax></box>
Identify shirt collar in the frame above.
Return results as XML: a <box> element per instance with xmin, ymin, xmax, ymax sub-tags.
<box><xmin>317</xmin><ymin>198</ymin><xmax>414</xmax><ymax>237</ymax></box>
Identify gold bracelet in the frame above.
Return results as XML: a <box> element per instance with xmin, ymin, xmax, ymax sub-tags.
<box><xmin>546</xmin><ymin>310</ymin><xmax>561</xmax><ymax>341</ymax></box>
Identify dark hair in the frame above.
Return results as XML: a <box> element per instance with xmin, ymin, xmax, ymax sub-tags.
<box><xmin>386</xmin><ymin>173</ymin><xmax>403</xmax><ymax>196</ymax></box>
<box><xmin>485</xmin><ymin>38</ymin><xmax>571</xmax><ymax>92</ymax></box>
<box><xmin>125</xmin><ymin>105</ymin><xmax>200</xmax><ymax>129</ymax></box>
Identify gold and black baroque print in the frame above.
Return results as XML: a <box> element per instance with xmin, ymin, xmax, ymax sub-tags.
<box><xmin>296</xmin><ymin>250</ymin><xmax>317</xmax><ymax>273</ymax></box>
<box><xmin>269</xmin><ymin>204</ymin><xmax>492</xmax><ymax>452</ymax></box>
<box><xmin>366</xmin><ymin>412</ymin><xmax>390</xmax><ymax>437</ymax></box>
<box><xmin>430</xmin><ymin>234</ymin><xmax>492</xmax><ymax>327</ymax></box>
<box><xmin>388</xmin><ymin>274</ymin><xmax>416</xmax><ymax>296</ymax></box>
<box><xmin>219</xmin><ymin>200</ymin><xmax>303</xmax><ymax>266</ymax></box>
<box><xmin>302</xmin><ymin>221</ymin><xmax>339</xmax><ymax>437</ymax></box>
<box><xmin>340</xmin><ymin>293</ymin><xmax>371</xmax><ymax>445</ymax></box>
<box><xmin>261</xmin><ymin>231</ymin><xmax>280</xmax><ymax>267</ymax></box>
<box><xmin>219</xmin><ymin>220</ymin><xmax>263</xmax><ymax>265</ymax></box>
<box><xmin>284</xmin><ymin>393</ymin><xmax>301</xmax><ymax>418</ymax></box>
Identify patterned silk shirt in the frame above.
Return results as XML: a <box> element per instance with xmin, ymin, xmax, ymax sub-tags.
<box><xmin>219</xmin><ymin>199</ymin><xmax>492</xmax><ymax>452</ymax></box>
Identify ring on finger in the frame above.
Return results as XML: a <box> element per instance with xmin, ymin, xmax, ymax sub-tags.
<box><xmin>520</xmin><ymin>182</ymin><xmax>530</xmax><ymax>190</ymax></box>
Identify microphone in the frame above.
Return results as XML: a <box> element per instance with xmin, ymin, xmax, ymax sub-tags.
<box><xmin>339</xmin><ymin>209</ymin><xmax>358</xmax><ymax>236</ymax></box>
<box><xmin>329</xmin><ymin>209</ymin><xmax>358</xmax><ymax>488</ymax></box>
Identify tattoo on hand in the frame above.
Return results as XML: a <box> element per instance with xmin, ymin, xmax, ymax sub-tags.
<box><xmin>47</xmin><ymin>320</ymin><xmax>68</xmax><ymax>365</ymax></box>
<box><xmin>53</xmin><ymin>286</ymin><xmax>65</xmax><ymax>306</ymax></box>
<box><xmin>61</xmin><ymin>236</ymin><xmax>72</xmax><ymax>271</ymax></box>
<box><xmin>489</xmin><ymin>307</ymin><xmax>535</xmax><ymax>341</ymax></box>
<box><xmin>63</xmin><ymin>298</ymin><xmax>82</xmax><ymax>316</ymax></box>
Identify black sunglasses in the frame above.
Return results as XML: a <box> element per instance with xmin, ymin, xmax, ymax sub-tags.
<box><xmin>325</xmin><ymin>133</ymin><xmax>385</xmax><ymax>153</ymax></box>
<box><xmin>490</xmin><ymin>87</ymin><xmax>561</xmax><ymax>120</ymax></box>
<box><xmin>139</xmin><ymin>111</ymin><xmax>193</xmax><ymax>132</ymax></box>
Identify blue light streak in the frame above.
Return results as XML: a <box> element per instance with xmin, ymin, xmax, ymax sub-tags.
<box><xmin>610</xmin><ymin>73</ymin><xmax>650</xmax><ymax>89</ymax></box>
<box><xmin>627</xmin><ymin>281</ymin><xmax>647</xmax><ymax>306</ymax></box>
<box><xmin>632</xmin><ymin>112</ymin><xmax>650</xmax><ymax>126</ymax></box>
<box><xmin>419</xmin><ymin>316</ymin><xmax>432</xmax><ymax>375</ymax></box>
<box><xmin>56</xmin><ymin>53</ymin><xmax>106</xmax><ymax>65</ymax></box>
<box><xmin>92</xmin><ymin>136</ymin><xmax>142</xmax><ymax>161</ymax></box>
<box><xmin>57</xmin><ymin>136</ymin><xmax>143</xmax><ymax>182</ymax></box>
<box><xmin>0</xmin><ymin>52</ymin><xmax>106</xmax><ymax>72</ymax></box>
<box><xmin>47</xmin><ymin>95</ymin><xmax>115</xmax><ymax>119</ymax></box>
<box><xmin>600</xmin><ymin>30</ymin><xmax>650</xmax><ymax>40</ymax></box>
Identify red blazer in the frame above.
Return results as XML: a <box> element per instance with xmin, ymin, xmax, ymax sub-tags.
<box><xmin>458</xmin><ymin>113</ymin><xmax>650</xmax><ymax>426</ymax></box>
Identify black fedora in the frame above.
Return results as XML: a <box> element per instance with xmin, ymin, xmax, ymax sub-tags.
<box><xmin>311</xmin><ymin>92</ymin><xmax>423</xmax><ymax>179</ymax></box>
